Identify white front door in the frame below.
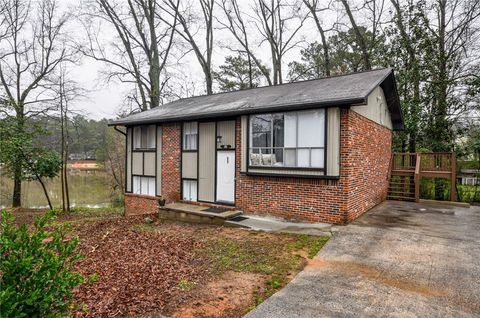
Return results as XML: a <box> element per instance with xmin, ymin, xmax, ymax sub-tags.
<box><xmin>216</xmin><ymin>151</ymin><xmax>235</xmax><ymax>204</ymax></box>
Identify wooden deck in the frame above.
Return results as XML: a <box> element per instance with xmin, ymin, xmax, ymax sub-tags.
<box><xmin>388</xmin><ymin>152</ymin><xmax>456</xmax><ymax>202</ymax></box>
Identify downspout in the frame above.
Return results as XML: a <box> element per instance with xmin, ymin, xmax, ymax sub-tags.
<box><xmin>114</xmin><ymin>125</ymin><xmax>127</xmax><ymax>136</ymax></box>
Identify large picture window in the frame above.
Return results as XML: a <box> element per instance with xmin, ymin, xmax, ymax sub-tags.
<box><xmin>183</xmin><ymin>122</ymin><xmax>198</xmax><ymax>150</ymax></box>
<box><xmin>133</xmin><ymin>176</ymin><xmax>156</xmax><ymax>196</ymax></box>
<box><xmin>249</xmin><ymin>109</ymin><xmax>325</xmax><ymax>168</ymax></box>
<box><xmin>133</xmin><ymin>125</ymin><xmax>156</xmax><ymax>150</ymax></box>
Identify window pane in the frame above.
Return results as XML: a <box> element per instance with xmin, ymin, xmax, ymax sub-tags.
<box><xmin>182</xmin><ymin>180</ymin><xmax>197</xmax><ymax>201</ymax></box>
<box><xmin>297</xmin><ymin>110</ymin><xmax>325</xmax><ymax>147</ymax></box>
<box><xmin>284</xmin><ymin>113</ymin><xmax>297</xmax><ymax>147</ymax></box>
<box><xmin>183</xmin><ymin>122</ymin><xmax>197</xmax><ymax>150</ymax></box>
<box><xmin>141</xmin><ymin>177</ymin><xmax>149</xmax><ymax>194</ymax></box>
<box><xmin>311</xmin><ymin>149</ymin><xmax>324</xmax><ymax>168</ymax></box>
<box><xmin>273</xmin><ymin>114</ymin><xmax>284</xmax><ymax>162</ymax></box>
<box><xmin>147</xmin><ymin>177</ymin><xmax>156</xmax><ymax>196</ymax></box>
<box><xmin>297</xmin><ymin>149</ymin><xmax>310</xmax><ymax>167</ymax></box>
<box><xmin>133</xmin><ymin>176</ymin><xmax>141</xmax><ymax>194</ymax></box>
<box><xmin>147</xmin><ymin>125</ymin><xmax>156</xmax><ymax>148</ymax></box>
<box><xmin>251</xmin><ymin>114</ymin><xmax>272</xmax><ymax>148</ymax></box>
<box><xmin>285</xmin><ymin>149</ymin><xmax>296</xmax><ymax>166</ymax></box>
<box><xmin>133</xmin><ymin>127</ymin><xmax>141</xmax><ymax>149</ymax></box>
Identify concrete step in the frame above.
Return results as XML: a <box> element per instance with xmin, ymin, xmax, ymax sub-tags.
<box><xmin>158</xmin><ymin>202</ymin><xmax>242</xmax><ymax>224</ymax></box>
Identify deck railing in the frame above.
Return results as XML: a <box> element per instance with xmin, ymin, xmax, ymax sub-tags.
<box><xmin>390</xmin><ymin>152</ymin><xmax>456</xmax><ymax>202</ymax></box>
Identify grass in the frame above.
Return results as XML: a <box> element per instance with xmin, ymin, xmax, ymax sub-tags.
<box><xmin>200</xmin><ymin>232</ymin><xmax>329</xmax><ymax>312</ymax></box>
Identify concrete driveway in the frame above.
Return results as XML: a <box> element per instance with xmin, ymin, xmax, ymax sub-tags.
<box><xmin>245</xmin><ymin>201</ymin><xmax>480</xmax><ymax>318</ymax></box>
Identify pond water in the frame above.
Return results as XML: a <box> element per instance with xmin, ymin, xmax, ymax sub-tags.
<box><xmin>0</xmin><ymin>169</ymin><xmax>116</xmax><ymax>209</ymax></box>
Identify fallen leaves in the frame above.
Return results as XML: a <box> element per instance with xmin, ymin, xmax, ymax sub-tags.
<box><xmin>72</xmin><ymin>217</ymin><xmax>208</xmax><ymax>317</ymax></box>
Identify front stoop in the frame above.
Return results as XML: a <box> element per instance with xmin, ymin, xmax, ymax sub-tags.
<box><xmin>158</xmin><ymin>202</ymin><xmax>242</xmax><ymax>224</ymax></box>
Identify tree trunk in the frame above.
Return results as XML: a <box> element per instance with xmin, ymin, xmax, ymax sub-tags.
<box><xmin>12</xmin><ymin>171</ymin><xmax>21</xmax><ymax>207</ymax></box>
<box><xmin>37</xmin><ymin>175</ymin><xmax>53</xmax><ymax>210</ymax></box>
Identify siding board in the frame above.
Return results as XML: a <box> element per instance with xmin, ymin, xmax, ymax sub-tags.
<box><xmin>132</xmin><ymin>152</ymin><xmax>143</xmax><ymax>175</ymax></box>
<box><xmin>240</xmin><ymin>116</ymin><xmax>247</xmax><ymax>173</ymax></box>
<box><xmin>156</xmin><ymin>126</ymin><xmax>162</xmax><ymax>195</ymax></box>
<box><xmin>182</xmin><ymin>152</ymin><xmax>198</xmax><ymax>179</ymax></box>
<box><xmin>217</xmin><ymin>120</ymin><xmax>236</xmax><ymax>149</ymax></box>
<box><xmin>126</xmin><ymin>128</ymin><xmax>132</xmax><ymax>192</ymax></box>
<box><xmin>326</xmin><ymin>107</ymin><xmax>340</xmax><ymax>176</ymax></box>
<box><xmin>198</xmin><ymin>122</ymin><xmax>216</xmax><ymax>202</ymax></box>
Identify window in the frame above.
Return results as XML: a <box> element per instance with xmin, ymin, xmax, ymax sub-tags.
<box><xmin>133</xmin><ymin>176</ymin><xmax>156</xmax><ymax>196</ymax></box>
<box><xmin>249</xmin><ymin>109</ymin><xmax>325</xmax><ymax>168</ymax></box>
<box><xmin>182</xmin><ymin>180</ymin><xmax>197</xmax><ymax>201</ymax></box>
<box><xmin>133</xmin><ymin>125</ymin><xmax>156</xmax><ymax>149</ymax></box>
<box><xmin>183</xmin><ymin>122</ymin><xmax>198</xmax><ymax>150</ymax></box>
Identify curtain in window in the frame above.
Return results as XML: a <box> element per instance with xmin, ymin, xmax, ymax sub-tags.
<box><xmin>183</xmin><ymin>122</ymin><xmax>198</xmax><ymax>150</ymax></box>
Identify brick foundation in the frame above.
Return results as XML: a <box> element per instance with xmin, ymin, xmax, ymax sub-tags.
<box><xmin>124</xmin><ymin>108</ymin><xmax>391</xmax><ymax>224</ymax></box>
<box><xmin>124</xmin><ymin>193</ymin><xmax>158</xmax><ymax>216</ymax></box>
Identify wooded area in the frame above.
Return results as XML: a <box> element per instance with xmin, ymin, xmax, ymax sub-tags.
<box><xmin>1</xmin><ymin>0</ymin><xmax>479</xmax><ymax>207</ymax></box>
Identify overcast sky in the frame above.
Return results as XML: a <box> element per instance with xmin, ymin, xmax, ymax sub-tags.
<box><xmin>63</xmin><ymin>0</ymin><xmax>368</xmax><ymax>120</ymax></box>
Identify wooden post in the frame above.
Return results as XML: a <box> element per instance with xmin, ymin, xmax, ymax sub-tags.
<box><xmin>451</xmin><ymin>152</ymin><xmax>457</xmax><ymax>202</ymax></box>
<box><xmin>415</xmin><ymin>153</ymin><xmax>421</xmax><ymax>203</ymax></box>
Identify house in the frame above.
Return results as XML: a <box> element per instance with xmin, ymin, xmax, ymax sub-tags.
<box><xmin>109</xmin><ymin>68</ymin><xmax>403</xmax><ymax>224</ymax></box>
<box><xmin>457</xmin><ymin>169</ymin><xmax>479</xmax><ymax>186</ymax></box>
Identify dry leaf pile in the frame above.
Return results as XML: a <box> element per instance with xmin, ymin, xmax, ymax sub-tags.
<box><xmin>72</xmin><ymin>217</ymin><xmax>207</xmax><ymax>317</ymax></box>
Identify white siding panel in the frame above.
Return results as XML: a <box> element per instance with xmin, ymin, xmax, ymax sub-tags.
<box><xmin>352</xmin><ymin>86</ymin><xmax>392</xmax><ymax>129</ymax></box>
<box><xmin>240</xmin><ymin>116</ymin><xmax>247</xmax><ymax>173</ymax></box>
<box><xmin>326</xmin><ymin>107</ymin><xmax>340</xmax><ymax>176</ymax></box>
<box><xmin>182</xmin><ymin>152</ymin><xmax>198</xmax><ymax>179</ymax></box>
<box><xmin>143</xmin><ymin>152</ymin><xmax>156</xmax><ymax>176</ymax></box>
<box><xmin>126</xmin><ymin>128</ymin><xmax>132</xmax><ymax>192</ymax></box>
<box><xmin>132</xmin><ymin>152</ymin><xmax>143</xmax><ymax>175</ymax></box>
<box><xmin>156</xmin><ymin>126</ymin><xmax>162</xmax><ymax>196</ymax></box>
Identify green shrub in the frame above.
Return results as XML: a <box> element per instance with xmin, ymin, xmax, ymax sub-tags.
<box><xmin>0</xmin><ymin>210</ymin><xmax>84</xmax><ymax>317</ymax></box>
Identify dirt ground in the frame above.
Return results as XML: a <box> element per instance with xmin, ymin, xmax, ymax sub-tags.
<box><xmin>9</xmin><ymin>210</ymin><xmax>328</xmax><ymax>318</ymax></box>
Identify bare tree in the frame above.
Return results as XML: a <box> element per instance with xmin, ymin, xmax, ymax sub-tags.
<box><xmin>303</xmin><ymin>0</ymin><xmax>333</xmax><ymax>76</ymax></box>
<box><xmin>0</xmin><ymin>0</ymin><xmax>73</xmax><ymax>207</ymax></box>
<box><xmin>252</xmin><ymin>0</ymin><xmax>306</xmax><ymax>85</ymax></box>
<box><xmin>163</xmin><ymin>0</ymin><xmax>215</xmax><ymax>95</ymax></box>
<box><xmin>80</xmin><ymin>0</ymin><xmax>178</xmax><ymax>111</ymax></box>
<box><xmin>218</xmin><ymin>0</ymin><xmax>272</xmax><ymax>86</ymax></box>
<box><xmin>339</xmin><ymin>0</ymin><xmax>372</xmax><ymax>70</ymax></box>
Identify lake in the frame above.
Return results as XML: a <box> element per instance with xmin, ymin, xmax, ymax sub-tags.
<box><xmin>0</xmin><ymin>169</ymin><xmax>117</xmax><ymax>209</ymax></box>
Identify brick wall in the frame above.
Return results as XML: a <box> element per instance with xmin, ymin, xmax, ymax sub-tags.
<box><xmin>342</xmin><ymin>109</ymin><xmax>392</xmax><ymax>222</ymax></box>
<box><xmin>235</xmin><ymin>109</ymin><xmax>392</xmax><ymax>224</ymax></box>
<box><xmin>161</xmin><ymin>123</ymin><xmax>181</xmax><ymax>203</ymax></box>
<box><xmin>124</xmin><ymin>193</ymin><xmax>158</xmax><ymax>216</ymax></box>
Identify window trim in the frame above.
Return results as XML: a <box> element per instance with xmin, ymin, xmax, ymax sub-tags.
<box><xmin>247</xmin><ymin>109</ymin><xmax>327</xmax><ymax>171</ymax></box>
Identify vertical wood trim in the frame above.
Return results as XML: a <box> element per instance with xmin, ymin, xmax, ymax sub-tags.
<box><xmin>156</xmin><ymin>126</ymin><xmax>162</xmax><ymax>196</ymax></box>
<box><xmin>240</xmin><ymin>116</ymin><xmax>247</xmax><ymax>173</ymax></box>
<box><xmin>198</xmin><ymin>122</ymin><xmax>216</xmax><ymax>202</ymax></box>
<box><xmin>126</xmin><ymin>127</ymin><xmax>132</xmax><ymax>192</ymax></box>
<box><xmin>326</xmin><ymin>107</ymin><xmax>340</xmax><ymax>176</ymax></box>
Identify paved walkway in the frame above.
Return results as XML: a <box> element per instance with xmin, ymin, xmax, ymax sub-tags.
<box><xmin>227</xmin><ymin>214</ymin><xmax>331</xmax><ymax>236</ymax></box>
<box><xmin>245</xmin><ymin>201</ymin><xmax>480</xmax><ymax>317</ymax></box>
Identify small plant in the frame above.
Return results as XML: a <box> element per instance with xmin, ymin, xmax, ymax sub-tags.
<box><xmin>178</xmin><ymin>279</ymin><xmax>197</xmax><ymax>291</ymax></box>
<box><xmin>0</xmin><ymin>210</ymin><xmax>84</xmax><ymax>317</ymax></box>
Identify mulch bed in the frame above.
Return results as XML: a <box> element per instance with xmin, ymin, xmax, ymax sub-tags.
<box><xmin>71</xmin><ymin>217</ymin><xmax>210</xmax><ymax>317</ymax></box>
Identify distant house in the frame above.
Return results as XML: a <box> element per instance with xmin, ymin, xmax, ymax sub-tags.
<box><xmin>109</xmin><ymin>68</ymin><xmax>403</xmax><ymax>224</ymax></box>
<box><xmin>458</xmin><ymin>169</ymin><xmax>479</xmax><ymax>186</ymax></box>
